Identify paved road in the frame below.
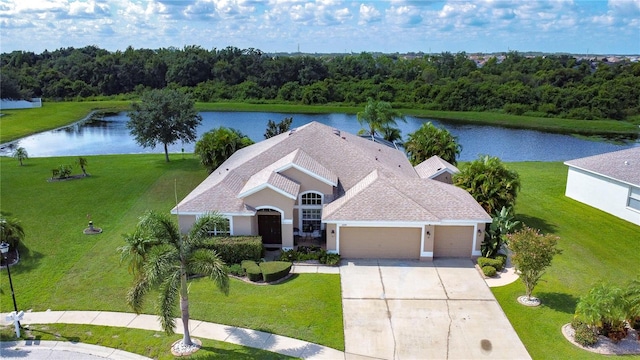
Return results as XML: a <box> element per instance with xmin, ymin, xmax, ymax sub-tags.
<box><xmin>0</xmin><ymin>340</ymin><xmax>151</xmax><ymax>359</ymax></box>
<box><xmin>340</xmin><ymin>258</ymin><xmax>531</xmax><ymax>360</ymax></box>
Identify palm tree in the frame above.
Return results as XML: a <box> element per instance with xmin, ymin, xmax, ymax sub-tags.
<box><xmin>453</xmin><ymin>155</ymin><xmax>521</xmax><ymax>214</ymax></box>
<box><xmin>119</xmin><ymin>211</ymin><xmax>229</xmax><ymax>352</ymax></box>
<box><xmin>0</xmin><ymin>211</ymin><xmax>25</xmax><ymax>251</ymax></box>
<box><xmin>357</xmin><ymin>98</ymin><xmax>405</xmax><ymax>138</ymax></box>
<box><xmin>404</xmin><ymin>122</ymin><xmax>461</xmax><ymax>165</ymax></box>
<box><xmin>194</xmin><ymin>127</ymin><xmax>254</xmax><ymax>173</ymax></box>
<box><xmin>12</xmin><ymin>147</ymin><xmax>28</xmax><ymax>166</ymax></box>
<box><xmin>77</xmin><ymin>157</ymin><xmax>88</xmax><ymax>176</ymax></box>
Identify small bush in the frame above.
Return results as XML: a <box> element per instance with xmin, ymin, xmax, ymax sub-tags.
<box><xmin>241</xmin><ymin>260</ymin><xmax>262</xmax><ymax>282</ymax></box>
<box><xmin>495</xmin><ymin>253</ymin><xmax>508</xmax><ymax>268</ymax></box>
<box><xmin>482</xmin><ymin>265</ymin><xmax>497</xmax><ymax>277</ymax></box>
<box><xmin>207</xmin><ymin>236</ymin><xmax>262</xmax><ymax>264</ymax></box>
<box><xmin>320</xmin><ymin>252</ymin><xmax>341</xmax><ymax>266</ymax></box>
<box><xmin>573</xmin><ymin>323</ymin><xmax>598</xmax><ymax>347</ymax></box>
<box><xmin>279</xmin><ymin>249</ymin><xmax>299</xmax><ymax>262</ymax></box>
<box><xmin>478</xmin><ymin>257</ymin><xmax>503</xmax><ymax>271</ymax></box>
<box><xmin>226</xmin><ymin>263</ymin><xmax>244</xmax><ymax>277</ymax></box>
<box><xmin>259</xmin><ymin>261</ymin><xmax>292</xmax><ymax>282</ymax></box>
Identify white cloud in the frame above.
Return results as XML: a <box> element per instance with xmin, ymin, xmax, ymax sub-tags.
<box><xmin>386</xmin><ymin>5</ymin><xmax>423</xmax><ymax>27</ymax></box>
<box><xmin>359</xmin><ymin>3</ymin><xmax>381</xmax><ymax>24</ymax></box>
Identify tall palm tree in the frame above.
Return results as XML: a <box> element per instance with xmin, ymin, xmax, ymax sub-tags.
<box><xmin>119</xmin><ymin>211</ymin><xmax>229</xmax><ymax>351</ymax></box>
<box><xmin>12</xmin><ymin>147</ymin><xmax>28</xmax><ymax>166</ymax></box>
<box><xmin>404</xmin><ymin>122</ymin><xmax>461</xmax><ymax>165</ymax></box>
<box><xmin>357</xmin><ymin>98</ymin><xmax>405</xmax><ymax>138</ymax></box>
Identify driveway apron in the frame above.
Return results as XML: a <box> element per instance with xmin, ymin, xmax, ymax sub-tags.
<box><xmin>340</xmin><ymin>259</ymin><xmax>531</xmax><ymax>360</ymax></box>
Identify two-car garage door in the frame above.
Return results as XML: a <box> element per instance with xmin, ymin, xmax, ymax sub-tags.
<box><xmin>338</xmin><ymin>225</ymin><xmax>475</xmax><ymax>259</ymax></box>
<box><xmin>339</xmin><ymin>227</ymin><xmax>421</xmax><ymax>259</ymax></box>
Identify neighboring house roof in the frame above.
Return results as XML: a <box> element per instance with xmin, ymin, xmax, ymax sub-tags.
<box><xmin>414</xmin><ymin>155</ymin><xmax>460</xmax><ymax>179</ymax></box>
<box><xmin>564</xmin><ymin>147</ymin><xmax>640</xmax><ymax>187</ymax></box>
<box><xmin>322</xmin><ymin>170</ymin><xmax>491</xmax><ymax>223</ymax></box>
<box><xmin>174</xmin><ymin>121</ymin><xmax>489</xmax><ymax>223</ymax></box>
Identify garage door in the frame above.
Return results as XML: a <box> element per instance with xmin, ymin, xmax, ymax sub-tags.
<box><xmin>340</xmin><ymin>227</ymin><xmax>421</xmax><ymax>259</ymax></box>
<box><xmin>433</xmin><ymin>226</ymin><xmax>473</xmax><ymax>257</ymax></box>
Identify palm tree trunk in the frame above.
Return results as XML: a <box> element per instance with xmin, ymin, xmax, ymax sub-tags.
<box><xmin>180</xmin><ymin>271</ymin><xmax>192</xmax><ymax>346</ymax></box>
<box><xmin>164</xmin><ymin>143</ymin><xmax>170</xmax><ymax>162</ymax></box>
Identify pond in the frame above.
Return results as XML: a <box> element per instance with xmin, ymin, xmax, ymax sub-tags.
<box><xmin>1</xmin><ymin>111</ymin><xmax>638</xmax><ymax>161</ymax></box>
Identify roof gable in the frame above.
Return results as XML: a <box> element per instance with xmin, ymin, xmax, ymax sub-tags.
<box><xmin>414</xmin><ymin>155</ymin><xmax>460</xmax><ymax>179</ymax></box>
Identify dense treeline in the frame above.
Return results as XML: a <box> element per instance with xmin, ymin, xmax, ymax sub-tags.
<box><xmin>1</xmin><ymin>45</ymin><xmax>639</xmax><ymax>121</ymax></box>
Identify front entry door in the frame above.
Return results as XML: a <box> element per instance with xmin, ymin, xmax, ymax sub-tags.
<box><xmin>258</xmin><ymin>214</ymin><xmax>282</xmax><ymax>245</ymax></box>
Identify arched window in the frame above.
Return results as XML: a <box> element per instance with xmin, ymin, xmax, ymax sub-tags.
<box><xmin>300</xmin><ymin>192</ymin><xmax>323</xmax><ymax>232</ymax></box>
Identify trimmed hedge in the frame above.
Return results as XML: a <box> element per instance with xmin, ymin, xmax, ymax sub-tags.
<box><xmin>259</xmin><ymin>261</ymin><xmax>293</xmax><ymax>282</ymax></box>
<box><xmin>478</xmin><ymin>256</ymin><xmax>504</xmax><ymax>271</ymax></box>
<box><xmin>207</xmin><ymin>236</ymin><xmax>262</xmax><ymax>264</ymax></box>
<box><xmin>495</xmin><ymin>253</ymin><xmax>508</xmax><ymax>268</ymax></box>
<box><xmin>482</xmin><ymin>265</ymin><xmax>497</xmax><ymax>277</ymax></box>
<box><xmin>241</xmin><ymin>260</ymin><xmax>262</xmax><ymax>282</ymax></box>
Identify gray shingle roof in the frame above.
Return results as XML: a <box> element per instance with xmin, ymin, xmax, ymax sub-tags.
<box><xmin>175</xmin><ymin>121</ymin><xmax>490</xmax><ymax>223</ymax></box>
<box><xmin>564</xmin><ymin>147</ymin><xmax>640</xmax><ymax>187</ymax></box>
<box><xmin>414</xmin><ymin>155</ymin><xmax>460</xmax><ymax>179</ymax></box>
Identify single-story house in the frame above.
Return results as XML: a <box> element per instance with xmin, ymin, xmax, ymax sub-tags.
<box><xmin>173</xmin><ymin>121</ymin><xmax>491</xmax><ymax>260</ymax></box>
<box><xmin>564</xmin><ymin>147</ymin><xmax>640</xmax><ymax>226</ymax></box>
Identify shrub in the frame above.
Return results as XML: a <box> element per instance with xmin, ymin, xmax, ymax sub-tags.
<box><xmin>226</xmin><ymin>263</ymin><xmax>244</xmax><ymax>277</ymax></box>
<box><xmin>241</xmin><ymin>260</ymin><xmax>262</xmax><ymax>282</ymax></box>
<box><xmin>573</xmin><ymin>323</ymin><xmax>598</xmax><ymax>347</ymax></box>
<box><xmin>279</xmin><ymin>249</ymin><xmax>299</xmax><ymax>262</ymax></box>
<box><xmin>478</xmin><ymin>257</ymin><xmax>503</xmax><ymax>271</ymax></box>
<box><xmin>58</xmin><ymin>164</ymin><xmax>72</xmax><ymax>178</ymax></box>
<box><xmin>259</xmin><ymin>261</ymin><xmax>292</xmax><ymax>282</ymax></box>
<box><xmin>320</xmin><ymin>252</ymin><xmax>341</xmax><ymax>266</ymax></box>
<box><xmin>482</xmin><ymin>265</ymin><xmax>497</xmax><ymax>277</ymax></box>
<box><xmin>575</xmin><ymin>283</ymin><xmax>628</xmax><ymax>341</ymax></box>
<box><xmin>495</xmin><ymin>253</ymin><xmax>508</xmax><ymax>268</ymax></box>
<box><xmin>207</xmin><ymin>236</ymin><xmax>262</xmax><ymax>264</ymax></box>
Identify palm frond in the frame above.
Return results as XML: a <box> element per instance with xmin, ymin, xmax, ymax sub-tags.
<box><xmin>139</xmin><ymin>211</ymin><xmax>181</xmax><ymax>248</ymax></box>
<box><xmin>157</xmin><ymin>271</ymin><xmax>181</xmax><ymax>335</ymax></box>
<box><xmin>188</xmin><ymin>249</ymin><xmax>230</xmax><ymax>295</ymax></box>
<box><xmin>127</xmin><ymin>274</ymin><xmax>151</xmax><ymax>314</ymax></box>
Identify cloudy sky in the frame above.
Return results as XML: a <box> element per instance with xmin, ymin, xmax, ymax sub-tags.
<box><xmin>1</xmin><ymin>0</ymin><xmax>638</xmax><ymax>55</ymax></box>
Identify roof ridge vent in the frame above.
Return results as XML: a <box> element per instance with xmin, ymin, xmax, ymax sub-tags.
<box><xmin>333</xmin><ymin>129</ymin><xmax>340</xmax><ymax>136</ymax></box>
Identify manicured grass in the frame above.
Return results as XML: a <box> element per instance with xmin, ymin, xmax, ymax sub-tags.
<box><xmin>493</xmin><ymin>162</ymin><xmax>640</xmax><ymax>359</ymax></box>
<box><xmin>0</xmin><ymin>101</ymin><xmax>130</xmax><ymax>143</ymax></box>
<box><xmin>2</xmin><ymin>101</ymin><xmax>637</xmax><ymax>144</ymax></box>
<box><xmin>0</xmin><ymin>324</ymin><xmax>296</xmax><ymax>359</ymax></box>
<box><xmin>0</xmin><ymin>155</ymin><xmax>344</xmax><ymax>350</ymax></box>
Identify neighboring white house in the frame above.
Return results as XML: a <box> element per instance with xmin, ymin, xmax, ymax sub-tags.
<box><xmin>0</xmin><ymin>98</ymin><xmax>42</xmax><ymax>110</ymax></box>
<box><xmin>564</xmin><ymin>147</ymin><xmax>640</xmax><ymax>226</ymax></box>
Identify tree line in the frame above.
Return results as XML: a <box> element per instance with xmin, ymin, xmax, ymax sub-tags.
<box><xmin>2</xmin><ymin>45</ymin><xmax>639</xmax><ymax>121</ymax></box>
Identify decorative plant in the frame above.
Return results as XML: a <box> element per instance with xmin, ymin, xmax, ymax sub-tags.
<box><xmin>507</xmin><ymin>227</ymin><xmax>561</xmax><ymax>301</ymax></box>
<box><xmin>12</xmin><ymin>147</ymin><xmax>28</xmax><ymax>166</ymax></box>
<box><xmin>574</xmin><ymin>283</ymin><xmax>629</xmax><ymax>342</ymax></box>
<box><xmin>58</xmin><ymin>164</ymin><xmax>72</xmax><ymax>179</ymax></box>
<box><xmin>481</xmin><ymin>206</ymin><xmax>520</xmax><ymax>258</ymax></box>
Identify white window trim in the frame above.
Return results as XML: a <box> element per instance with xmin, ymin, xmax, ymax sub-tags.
<box><xmin>298</xmin><ymin>191</ymin><xmax>324</xmax><ymax>231</ymax></box>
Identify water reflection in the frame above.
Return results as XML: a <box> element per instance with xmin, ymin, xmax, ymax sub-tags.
<box><xmin>1</xmin><ymin>111</ymin><xmax>637</xmax><ymax>161</ymax></box>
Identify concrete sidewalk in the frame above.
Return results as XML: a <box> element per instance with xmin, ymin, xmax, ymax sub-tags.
<box><xmin>1</xmin><ymin>340</ymin><xmax>152</xmax><ymax>359</ymax></box>
<box><xmin>1</xmin><ymin>310</ymin><xmax>344</xmax><ymax>360</ymax></box>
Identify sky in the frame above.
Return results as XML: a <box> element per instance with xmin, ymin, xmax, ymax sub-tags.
<box><xmin>0</xmin><ymin>0</ymin><xmax>639</xmax><ymax>55</ymax></box>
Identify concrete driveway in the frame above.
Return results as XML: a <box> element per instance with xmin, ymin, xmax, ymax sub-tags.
<box><xmin>340</xmin><ymin>258</ymin><xmax>531</xmax><ymax>360</ymax></box>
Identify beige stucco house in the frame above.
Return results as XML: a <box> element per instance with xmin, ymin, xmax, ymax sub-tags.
<box><xmin>565</xmin><ymin>147</ymin><xmax>640</xmax><ymax>226</ymax></box>
<box><xmin>172</xmin><ymin>121</ymin><xmax>491</xmax><ymax>260</ymax></box>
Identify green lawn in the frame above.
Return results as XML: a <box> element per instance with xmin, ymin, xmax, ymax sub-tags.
<box><xmin>493</xmin><ymin>162</ymin><xmax>640</xmax><ymax>359</ymax></box>
<box><xmin>0</xmin><ymin>155</ymin><xmax>344</xmax><ymax>351</ymax></box>
<box><xmin>1</xmin><ymin>101</ymin><xmax>637</xmax><ymax>143</ymax></box>
<box><xmin>0</xmin><ymin>324</ymin><xmax>296</xmax><ymax>359</ymax></box>
<box><xmin>2</xmin><ymin>155</ymin><xmax>639</xmax><ymax>359</ymax></box>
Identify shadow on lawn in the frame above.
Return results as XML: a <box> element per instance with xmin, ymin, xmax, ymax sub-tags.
<box><xmin>539</xmin><ymin>292</ymin><xmax>579</xmax><ymax>314</ymax></box>
<box><xmin>516</xmin><ymin>214</ymin><xmax>558</xmax><ymax>234</ymax></box>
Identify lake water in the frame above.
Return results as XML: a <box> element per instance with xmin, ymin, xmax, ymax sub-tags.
<box><xmin>1</xmin><ymin>111</ymin><xmax>638</xmax><ymax>161</ymax></box>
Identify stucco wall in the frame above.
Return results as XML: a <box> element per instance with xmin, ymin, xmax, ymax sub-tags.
<box><xmin>432</xmin><ymin>171</ymin><xmax>453</xmax><ymax>184</ymax></box>
<box><xmin>233</xmin><ymin>216</ymin><xmax>254</xmax><ymax>235</ymax></box>
<box><xmin>326</xmin><ymin>223</ymin><xmax>337</xmax><ymax>252</ymax></box>
<box><xmin>243</xmin><ymin>188</ymin><xmax>295</xmax><ymax>218</ymax></box>
<box><xmin>423</xmin><ymin>225</ymin><xmax>435</xmax><ymax>252</ymax></box>
<box><xmin>178</xmin><ymin>214</ymin><xmax>197</xmax><ymax>233</ymax></box>
<box><xmin>566</xmin><ymin>167</ymin><xmax>640</xmax><ymax>226</ymax></box>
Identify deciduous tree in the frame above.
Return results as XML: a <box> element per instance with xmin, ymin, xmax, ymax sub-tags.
<box><xmin>127</xmin><ymin>89</ymin><xmax>202</xmax><ymax>162</ymax></box>
<box><xmin>507</xmin><ymin>227</ymin><xmax>561</xmax><ymax>301</ymax></box>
